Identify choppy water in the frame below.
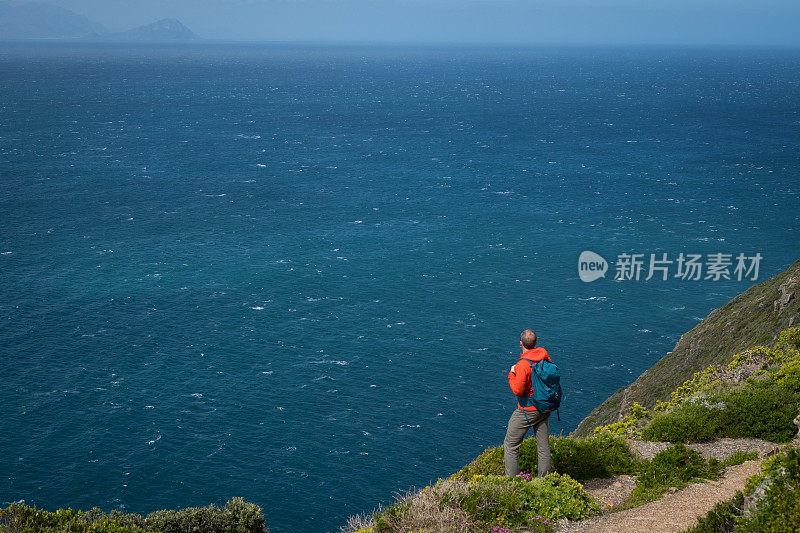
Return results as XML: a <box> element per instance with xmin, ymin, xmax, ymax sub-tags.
<box><xmin>1</xmin><ymin>42</ymin><xmax>799</xmax><ymax>531</ymax></box>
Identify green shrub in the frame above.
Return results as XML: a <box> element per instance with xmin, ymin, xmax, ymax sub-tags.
<box><xmin>594</xmin><ymin>402</ymin><xmax>650</xmax><ymax>436</ymax></box>
<box><xmin>451</xmin><ymin>434</ymin><xmax>639</xmax><ymax>482</ymax></box>
<box><xmin>628</xmin><ymin>444</ymin><xmax>721</xmax><ymax>506</ymax></box>
<box><xmin>450</xmin><ymin>445</ymin><xmax>505</xmax><ymax>480</ymax></box>
<box><xmin>721</xmin><ymin>451</ymin><xmax>759</xmax><ymax>468</ymax></box>
<box><xmin>456</xmin><ymin>473</ymin><xmax>600</xmax><ymax>527</ymax></box>
<box><xmin>0</xmin><ymin>505</ymin><xmax>147</xmax><ymax>533</ymax></box>
<box><xmin>0</xmin><ymin>498</ymin><xmax>267</xmax><ymax>533</ymax></box>
<box><xmin>641</xmin><ymin>379</ymin><xmax>800</xmax><ymax>444</ymax></box>
<box><xmin>552</xmin><ymin>433</ymin><xmax>641</xmax><ymax>479</ymax></box>
<box><xmin>737</xmin><ymin>448</ymin><xmax>800</xmax><ymax>532</ymax></box>
<box><xmin>775</xmin><ymin>327</ymin><xmax>800</xmax><ymax>352</ymax></box>
<box><xmin>369</xmin><ymin>473</ymin><xmax>597</xmax><ymax>533</ymax></box>
<box><xmin>776</xmin><ymin>359</ymin><xmax>800</xmax><ymax>392</ymax></box>
<box><xmin>641</xmin><ymin>402</ymin><xmax>724</xmax><ymax>443</ymax></box>
<box><xmin>682</xmin><ymin>491</ymin><xmax>744</xmax><ymax>533</ymax></box>
<box><xmin>718</xmin><ymin>380</ymin><xmax>800</xmax><ymax>443</ymax></box>
<box><xmin>372</xmin><ymin>501</ymin><xmax>411</xmax><ymax>532</ymax></box>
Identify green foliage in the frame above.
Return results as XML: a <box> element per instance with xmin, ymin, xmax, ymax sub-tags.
<box><xmin>628</xmin><ymin>444</ymin><xmax>721</xmax><ymax>506</ymax></box>
<box><xmin>456</xmin><ymin>473</ymin><xmax>600</xmax><ymax>527</ymax></box>
<box><xmin>0</xmin><ymin>505</ymin><xmax>147</xmax><ymax>533</ymax></box>
<box><xmin>551</xmin><ymin>433</ymin><xmax>641</xmax><ymax>479</ymax></box>
<box><xmin>671</xmin><ymin>366</ymin><xmax>723</xmax><ymax>406</ymax></box>
<box><xmin>450</xmin><ymin>445</ymin><xmax>505</xmax><ymax>480</ymax></box>
<box><xmin>736</xmin><ymin>448</ymin><xmax>800</xmax><ymax>532</ymax></box>
<box><xmin>372</xmin><ymin>501</ymin><xmax>411</xmax><ymax>532</ymax></box>
<box><xmin>721</xmin><ymin>451</ymin><xmax>759</xmax><ymax>468</ymax></box>
<box><xmin>450</xmin><ymin>434</ymin><xmax>639</xmax><ymax>482</ymax></box>
<box><xmin>641</xmin><ymin>402</ymin><xmax>724</xmax><ymax>443</ymax></box>
<box><xmin>718</xmin><ymin>379</ymin><xmax>800</xmax><ymax>443</ymax></box>
<box><xmin>594</xmin><ymin>402</ymin><xmax>649</xmax><ymax>437</ymax></box>
<box><xmin>684</xmin><ymin>437</ymin><xmax>800</xmax><ymax>533</ymax></box>
<box><xmin>775</xmin><ymin>327</ymin><xmax>800</xmax><ymax>353</ymax></box>
<box><xmin>641</xmin><ymin>378</ymin><xmax>800</xmax><ymax>444</ymax></box>
<box><xmin>370</xmin><ymin>474</ymin><xmax>597</xmax><ymax>533</ymax></box>
<box><xmin>743</xmin><ymin>453</ymin><xmax>785</xmax><ymax>497</ymax></box>
<box><xmin>776</xmin><ymin>358</ymin><xmax>800</xmax><ymax>392</ymax></box>
<box><xmin>0</xmin><ymin>498</ymin><xmax>267</xmax><ymax>533</ymax></box>
<box><xmin>682</xmin><ymin>491</ymin><xmax>744</xmax><ymax>533</ymax></box>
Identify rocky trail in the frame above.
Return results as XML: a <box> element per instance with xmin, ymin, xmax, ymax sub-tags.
<box><xmin>555</xmin><ymin>438</ymin><xmax>783</xmax><ymax>533</ymax></box>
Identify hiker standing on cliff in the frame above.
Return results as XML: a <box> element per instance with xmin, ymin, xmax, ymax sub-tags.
<box><xmin>504</xmin><ymin>329</ymin><xmax>561</xmax><ymax>477</ymax></box>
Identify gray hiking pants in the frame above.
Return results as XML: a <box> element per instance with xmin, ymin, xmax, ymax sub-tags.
<box><xmin>503</xmin><ymin>408</ymin><xmax>551</xmax><ymax>477</ymax></box>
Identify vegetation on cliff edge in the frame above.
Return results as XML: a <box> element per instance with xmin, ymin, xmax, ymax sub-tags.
<box><xmin>0</xmin><ymin>497</ymin><xmax>267</xmax><ymax>533</ymax></box>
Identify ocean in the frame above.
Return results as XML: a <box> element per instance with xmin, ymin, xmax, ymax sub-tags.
<box><xmin>1</xmin><ymin>42</ymin><xmax>798</xmax><ymax>532</ymax></box>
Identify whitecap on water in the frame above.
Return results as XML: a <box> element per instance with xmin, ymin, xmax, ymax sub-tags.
<box><xmin>309</xmin><ymin>359</ymin><xmax>349</xmax><ymax>366</ymax></box>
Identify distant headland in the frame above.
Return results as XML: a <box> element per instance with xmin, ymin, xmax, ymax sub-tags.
<box><xmin>0</xmin><ymin>1</ymin><xmax>198</xmax><ymax>41</ymax></box>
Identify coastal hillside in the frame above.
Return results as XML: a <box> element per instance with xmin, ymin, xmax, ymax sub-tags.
<box><xmin>0</xmin><ymin>1</ymin><xmax>105</xmax><ymax>39</ymax></box>
<box><xmin>0</xmin><ymin>2</ymin><xmax>198</xmax><ymax>41</ymax></box>
<box><xmin>106</xmin><ymin>18</ymin><xmax>198</xmax><ymax>41</ymax></box>
<box><xmin>341</xmin><ymin>260</ymin><xmax>800</xmax><ymax>532</ymax></box>
<box><xmin>573</xmin><ymin>259</ymin><xmax>800</xmax><ymax>437</ymax></box>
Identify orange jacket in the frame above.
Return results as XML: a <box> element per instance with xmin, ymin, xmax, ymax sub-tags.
<box><xmin>508</xmin><ymin>347</ymin><xmax>551</xmax><ymax>411</ymax></box>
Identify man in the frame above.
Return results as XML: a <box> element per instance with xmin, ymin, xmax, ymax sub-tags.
<box><xmin>503</xmin><ymin>329</ymin><xmax>552</xmax><ymax>477</ymax></box>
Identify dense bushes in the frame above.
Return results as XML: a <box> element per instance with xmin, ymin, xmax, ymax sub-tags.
<box><xmin>451</xmin><ymin>434</ymin><xmax>640</xmax><ymax>482</ymax></box>
<box><xmin>552</xmin><ymin>433</ymin><xmax>640</xmax><ymax>479</ymax></box>
<box><xmin>369</xmin><ymin>473</ymin><xmax>599</xmax><ymax>533</ymax></box>
<box><xmin>455</xmin><ymin>474</ymin><xmax>600</xmax><ymax>526</ymax></box>
<box><xmin>595</xmin><ymin>327</ymin><xmax>800</xmax><ymax>444</ymax></box>
<box><xmin>366</xmin><ymin>434</ymin><xmax>637</xmax><ymax>531</ymax></box>
<box><xmin>0</xmin><ymin>498</ymin><xmax>267</xmax><ymax>533</ymax></box>
<box><xmin>640</xmin><ymin>401</ymin><xmax>724</xmax><ymax>443</ymax></box>
<box><xmin>737</xmin><ymin>447</ymin><xmax>800</xmax><ymax>532</ymax></box>
<box><xmin>641</xmin><ymin>379</ymin><xmax>800</xmax><ymax>444</ymax></box>
<box><xmin>628</xmin><ymin>444</ymin><xmax>722</xmax><ymax>506</ymax></box>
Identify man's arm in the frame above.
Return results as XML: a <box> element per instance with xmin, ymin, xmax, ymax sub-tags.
<box><xmin>508</xmin><ymin>361</ymin><xmax>530</xmax><ymax>396</ymax></box>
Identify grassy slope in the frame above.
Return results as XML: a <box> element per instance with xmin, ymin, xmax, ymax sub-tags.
<box><xmin>573</xmin><ymin>259</ymin><xmax>800</xmax><ymax>437</ymax></box>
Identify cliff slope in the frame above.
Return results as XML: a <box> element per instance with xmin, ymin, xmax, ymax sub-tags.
<box><xmin>573</xmin><ymin>258</ymin><xmax>800</xmax><ymax>437</ymax></box>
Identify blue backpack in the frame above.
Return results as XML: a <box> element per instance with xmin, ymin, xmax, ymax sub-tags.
<box><xmin>520</xmin><ymin>358</ymin><xmax>563</xmax><ymax>420</ymax></box>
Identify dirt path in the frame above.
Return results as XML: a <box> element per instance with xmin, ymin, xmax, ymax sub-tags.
<box><xmin>557</xmin><ymin>459</ymin><xmax>762</xmax><ymax>533</ymax></box>
<box><xmin>555</xmin><ymin>439</ymin><xmax>783</xmax><ymax>533</ymax></box>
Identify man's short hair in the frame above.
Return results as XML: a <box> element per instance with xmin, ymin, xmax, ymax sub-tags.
<box><xmin>520</xmin><ymin>329</ymin><xmax>537</xmax><ymax>349</ymax></box>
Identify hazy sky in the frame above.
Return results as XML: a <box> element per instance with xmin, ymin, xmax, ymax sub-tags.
<box><xmin>41</xmin><ymin>0</ymin><xmax>800</xmax><ymax>45</ymax></box>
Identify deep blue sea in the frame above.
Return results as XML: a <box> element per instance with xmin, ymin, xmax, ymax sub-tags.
<box><xmin>1</xmin><ymin>42</ymin><xmax>799</xmax><ymax>532</ymax></box>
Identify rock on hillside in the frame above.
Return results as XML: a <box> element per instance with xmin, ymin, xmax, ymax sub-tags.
<box><xmin>573</xmin><ymin>258</ymin><xmax>800</xmax><ymax>437</ymax></box>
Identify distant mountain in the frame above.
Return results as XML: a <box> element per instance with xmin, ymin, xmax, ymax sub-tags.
<box><xmin>0</xmin><ymin>1</ymin><xmax>105</xmax><ymax>39</ymax></box>
<box><xmin>0</xmin><ymin>2</ymin><xmax>199</xmax><ymax>42</ymax></box>
<box><xmin>108</xmin><ymin>18</ymin><xmax>198</xmax><ymax>41</ymax></box>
